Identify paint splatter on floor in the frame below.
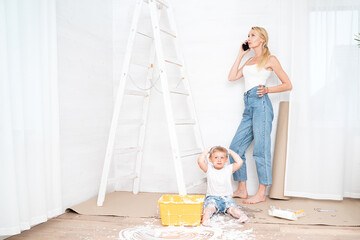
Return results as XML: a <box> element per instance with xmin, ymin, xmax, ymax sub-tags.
<box><xmin>119</xmin><ymin>214</ymin><xmax>255</xmax><ymax>240</ymax></box>
<box><xmin>119</xmin><ymin>226</ymin><xmax>218</xmax><ymax>239</ymax></box>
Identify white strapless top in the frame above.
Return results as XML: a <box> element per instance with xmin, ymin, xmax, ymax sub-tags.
<box><xmin>243</xmin><ymin>63</ymin><xmax>272</xmax><ymax>92</ymax></box>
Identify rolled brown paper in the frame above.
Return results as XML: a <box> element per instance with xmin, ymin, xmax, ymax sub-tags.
<box><xmin>269</xmin><ymin>101</ymin><xmax>290</xmax><ymax>200</ymax></box>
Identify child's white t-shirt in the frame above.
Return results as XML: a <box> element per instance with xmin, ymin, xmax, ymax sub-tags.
<box><xmin>206</xmin><ymin>163</ymin><xmax>233</xmax><ymax>197</ymax></box>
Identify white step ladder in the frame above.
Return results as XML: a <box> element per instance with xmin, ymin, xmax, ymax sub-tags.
<box><xmin>97</xmin><ymin>0</ymin><xmax>205</xmax><ymax>206</ymax></box>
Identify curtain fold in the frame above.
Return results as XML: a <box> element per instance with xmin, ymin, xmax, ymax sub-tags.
<box><xmin>0</xmin><ymin>0</ymin><xmax>62</xmax><ymax>236</ymax></box>
<box><xmin>285</xmin><ymin>0</ymin><xmax>360</xmax><ymax>200</ymax></box>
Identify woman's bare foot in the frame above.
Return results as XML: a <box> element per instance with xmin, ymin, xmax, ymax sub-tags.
<box><xmin>233</xmin><ymin>181</ymin><xmax>248</xmax><ymax>199</ymax></box>
<box><xmin>242</xmin><ymin>184</ymin><xmax>267</xmax><ymax>204</ymax></box>
<box><xmin>233</xmin><ymin>190</ymin><xmax>248</xmax><ymax>199</ymax></box>
<box><xmin>242</xmin><ymin>193</ymin><xmax>266</xmax><ymax>204</ymax></box>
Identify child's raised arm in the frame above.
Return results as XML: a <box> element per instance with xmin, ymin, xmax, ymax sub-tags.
<box><xmin>197</xmin><ymin>149</ymin><xmax>209</xmax><ymax>173</ymax></box>
<box><xmin>228</xmin><ymin>149</ymin><xmax>243</xmax><ymax>173</ymax></box>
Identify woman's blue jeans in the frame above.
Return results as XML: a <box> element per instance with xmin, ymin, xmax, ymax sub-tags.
<box><xmin>229</xmin><ymin>85</ymin><xmax>274</xmax><ymax>186</ymax></box>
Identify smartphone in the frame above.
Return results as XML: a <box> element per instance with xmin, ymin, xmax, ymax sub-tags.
<box><xmin>242</xmin><ymin>42</ymin><xmax>249</xmax><ymax>51</ymax></box>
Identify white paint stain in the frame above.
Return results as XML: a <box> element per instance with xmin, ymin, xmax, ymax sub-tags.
<box><xmin>118</xmin><ymin>215</ymin><xmax>255</xmax><ymax>240</ymax></box>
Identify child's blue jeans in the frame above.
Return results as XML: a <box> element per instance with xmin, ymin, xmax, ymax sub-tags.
<box><xmin>229</xmin><ymin>85</ymin><xmax>274</xmax><ymax>186</ymax></box>
<box><xmin>203</xmin><ymin>196</ymin><xmax>237</xmax><ymax>214</ymax></box>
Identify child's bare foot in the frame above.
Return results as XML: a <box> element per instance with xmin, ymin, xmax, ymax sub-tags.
<box><xmin>227</xmin><ymin>206</ymin><xmax>249</xmax><ymax>224</ymax></box>
<box><xmin>238</xmin><ymin>214</ymin><xmax>250</xmax><ymax>223</ymax></box>
<box><xmin>202</xmin><ymin>219</ymin><xmax>211</xmax><ymax>226</ymax></box>
<box><xmin>202</xmin><ymin>205</ymin><xmax>216</xmax><ymax>226</ymax></box>
<box><xmin>233</xmin><ymin>189</ymin><xmax>248</xmax><ymax>199</ymax></box>
<box><xmin>242</xmin><ymin>193</ymin><xmax>266</xmax><ymax>204</ymax></box>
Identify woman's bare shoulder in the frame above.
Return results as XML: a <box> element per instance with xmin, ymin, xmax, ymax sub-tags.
<box><xmin>267</xmin><ymin>55</ymin><xmax>281</xmax><ymax>68</ymax></box>
<box><xmin>268</xmin><ymin>55</ymin><xmax>279</xmax><ymax>63</ymax></box>
<box><xmin>264</xmin><ymin>55</ymin><xmax>278</xmax><ymax>71</ymax></box>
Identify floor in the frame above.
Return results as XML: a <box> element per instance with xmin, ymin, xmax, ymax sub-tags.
<box><xmin>6</xmin><ymin>211</ymin><xmax>360</xmax><ymax>240</ymax></box>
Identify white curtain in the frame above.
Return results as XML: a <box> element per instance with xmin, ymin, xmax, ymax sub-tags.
<box><xmin>0</xmin><ymin>0</ymin><xmax>62</xmax><ymax>237</ymax></box>
<box><xmin>285</xmin><ymin>0</ymin><xmax>360</xmax><ymax>200</ymax></box>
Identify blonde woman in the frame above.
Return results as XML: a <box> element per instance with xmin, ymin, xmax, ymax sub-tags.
<box><xmin>228</xmin><ymin>27</ymin><xmax>292</xmax><ymax>204</ymax></box>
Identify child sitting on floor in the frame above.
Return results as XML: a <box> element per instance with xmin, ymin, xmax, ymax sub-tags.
<box><xmin>198</xmin><ymin>146</ymin><xmax>249</xmax><ymax>226</ymax></box>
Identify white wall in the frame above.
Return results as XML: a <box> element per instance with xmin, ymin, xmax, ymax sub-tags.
<box><xmin>56</xmin><ymin>0</ymin><xmax>113</xmax><ymax>208</ymax></box>
<box><xmin>58</xmin><ymin>0</ymin><xmax>292</xmax><ymax>209</ymax></box>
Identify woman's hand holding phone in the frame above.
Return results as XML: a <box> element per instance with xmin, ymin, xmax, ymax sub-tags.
<box><xmin>242</xmin><ymin>42</ymin><xmax>249</xmax><ymax>51</ymax></box>
<box><xmin>239</xmin><ymin>40</ymin><xmax>250</xmax><ymax>55</ymax></box>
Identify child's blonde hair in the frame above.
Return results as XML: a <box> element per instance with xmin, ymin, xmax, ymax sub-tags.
<box><xmin>209</xmin><ymin>146</ymin><xmax>228</xmax><ymax>157</ymax></box>
<box><xmin>251</xmin><ymin>26</ymin><xmax>271</xmax><ymax>70</ymax></box>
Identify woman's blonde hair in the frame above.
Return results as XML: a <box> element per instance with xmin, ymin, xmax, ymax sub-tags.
<box><xmin>251</xmin><ymin>26</ymin><xmax>271</xmax><ymax>70</ymax></box>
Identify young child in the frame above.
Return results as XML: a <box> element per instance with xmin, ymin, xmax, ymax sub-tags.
<box><xmin>198</xmin><ymin>146</ymin><xmax>249</xmax><ymax>226</ymax></box>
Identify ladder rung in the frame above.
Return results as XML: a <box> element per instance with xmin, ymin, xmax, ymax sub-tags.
<box><xmin>165</xmin><ymin>58</ymin><xmax>183</xmax><ymax>67</ymax></box>
<box><xmin>136</xmin><ymin>31</ymin><xmax>153</xmax><ymax>39</ymax></box>
<box><xmin>117</xmin><ymin>173</ymin><xmax>137</xmax><ymax>179</ymax></box>
<box><xmin>143</xmin><ymin>0</ymin><xmax>169</xmax><ymax>8</ymax></box>
<box><xmin>131</xmin><ymin>62</ymin><xmax>150</xmax><ymax>69</ymax></box>
<box><xmin>125</xmin><ymin>89</ymin><xmax>149</xmax><ymax>97</ymax></box>
<box><xmin>156</xmin><ymin>0</ymin><xmax>169</xmax><ymax>7</ymax></box>
<box><xmin>180</xmin><ymin>148</ymin><xmax>203</xmax><ymax>158</ymax></box>
<box><xmin>170</xmin><ymin>88</ymin><xmax>189</xmax><ymax>96</ymax></box>
<box><xmin>118</xmin><ymin>119</ymin><xmax>144</xmax><ymax>125</ymax></box>
<box><xmin>175</xmin><ymin>119</ymin><xmax>196</xmax><ymax>125</ymax></box>
<box><xmin>114</xmin><ymin>147</ymin><xmax>141</xmax><ymax>155</ymax></box>
<box><xmin>186</xmin><ymin>177</ymin><xmax>207</xmax><ymax>189</ymax></box>
<box><xmin>160</xmin><ymin>28</ymin><xmax>176</xmax><ymax>38</ymax></box>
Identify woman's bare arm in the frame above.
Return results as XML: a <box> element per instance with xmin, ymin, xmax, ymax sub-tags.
<box><xmin>259</xmin><ymin>56</ymin><xmax>292</xmax><ymax>95</ymax></box>
<box><xmin>228</xmin><ymin>43</ymin><xmax>250</xmax><ymax>81</ymax></box>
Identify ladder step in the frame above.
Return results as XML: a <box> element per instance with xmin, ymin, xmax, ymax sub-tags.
<box><xmin>175</xmin><ymin>119</ymin><xmax>196</xmax><ymax>125</ymax></box>
<box><xmin>125</xmin><ymin>89</ymin><xmax>149</xmax><ymax>97</ymax></box>
<box><xmin>180</xmin><ymin>148</ymin><xmax>203</xmax><ymax>158</ymax></box>
<box><xmin>138</xmin><ymin>27</ymin><xmax>175</xmax><ymax>39</ymax></box>
<box><xmin>144</xmin><ymin>0</ymin><xmax>169</xmax><ymax>8</ymax></box>
<box><xmin>114</xmin><ymin>147</ymin><xmax>141</xmax><ymax>155</ymax></box>
<box><xmin>108</xmin><ymin>173</ymin><xmax>137</xmax><ymax>185</ymax></box>
<box><xmin>131</xmin><ymin>62</ymin><xmax>150</xmax><ymax>69</ymax></box>
<box><xmin>155</xmin><ymin>0</ymin><xmax>169</xmax><ymax>7</ymax></box>
<box><xmin>116</xmin><ymin>173</ymin><xmax>137</xmax><ymax>179</ymax></box>
<box><xmin>118</xmin><ymin>119</ymin><xmax>144</xmax><ymax>125</ymax></box>
<box><xmin>165</xmin><ymin>57</ymin><xmax>183</xmax><ymax>67</ymax></box>
<box><xmin>170</xmin><ymin>88</ymin><xmax>189</xmax><ymax>96</ymax></box>
<box><xmin>160</xmin><ymin>28</ymin><xmax>176</xmax><ymax>38</ymax></box>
